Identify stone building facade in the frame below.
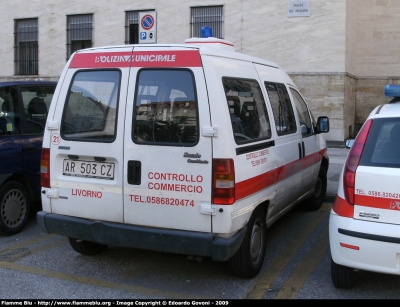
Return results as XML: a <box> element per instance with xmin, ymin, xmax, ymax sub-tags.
<box><xmin>1</xmin><ymin>0</ymin><xmax>399</xmax><ymax>141</ymax></box>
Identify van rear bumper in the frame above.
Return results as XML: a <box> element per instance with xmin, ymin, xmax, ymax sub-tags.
<box><xmin>37</xmin><ymin>211</ymin><xmax>246</xmax><ymax>262</ymax></box>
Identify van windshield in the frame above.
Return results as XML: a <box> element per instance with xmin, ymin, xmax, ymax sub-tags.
<box><xmin>132</xmin><ymin>69</ymin><xmax>198</xmax><ymax>145</ymax></box>
<box><xmin>61</xmin><ymin>70</ymin><xmax>121</xmax><ymax>142</ymax></box>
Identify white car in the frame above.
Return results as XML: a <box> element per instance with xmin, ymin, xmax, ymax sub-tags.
<box><xmin>329</xmin><ymin>84</ymin><xmax>400</xmax><ymax>288</ymax></box>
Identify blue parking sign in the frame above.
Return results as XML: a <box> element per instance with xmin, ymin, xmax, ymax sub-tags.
<box><xmin>138</xmin><ymin>12</ymin><xmax>157</xmax><ymax>43</ymax></box>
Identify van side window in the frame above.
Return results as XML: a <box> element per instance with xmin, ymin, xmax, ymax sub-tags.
<box><xmin>61</xmin><ymin>70</ymin><xmax>121</xmax><ymax>142</ymax></box>
<box><xmin>290</xmin><ymin>88</ymin><xmax>313</xmax><ymax>137</ymax></box>
<box><xmin>132</xmin><ymin>69</ymin><xmax>198</xmax><ymax>145</ymax></box>
<box><xmin>264</xmin><ymin>82</ymin><xmax>297</xmax><ymax>136</ymax></box>
<box><xmin>223</xmin><ymin>78</ymin><xmax>271</xmax><ymax>144</ymax></box>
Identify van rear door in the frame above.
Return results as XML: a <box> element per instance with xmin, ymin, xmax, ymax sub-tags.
<box><xmin>123</xmin><ymin>47</ymin><xmax>213</xmax><ymax>232</ymax></box>
<box><xmin>46</xmin><ymin>48</ymin><xmax>132</xmax><ymax>223</ymax></box>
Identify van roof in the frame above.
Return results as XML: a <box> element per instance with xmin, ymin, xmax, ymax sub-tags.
<box><xmin>73</xmin><ymin>39</ymin><xmax>281</xmax><ymax>70</ymax></box>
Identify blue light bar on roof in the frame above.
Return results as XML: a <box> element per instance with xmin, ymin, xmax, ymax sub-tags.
<box><xmin>201</xmin><ymin>26</ymin><xmax>213</xmax><ymax>38</ymax></box>
<box><xmin>384</xmin><ymin>84</ymin><xmax>400</xmax><ymax>98</ymax></box>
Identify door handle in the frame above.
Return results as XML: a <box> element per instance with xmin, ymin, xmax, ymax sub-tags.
<box><xmin>298</xmin><ymin>142</ymin><xmax>305</xmax><ymax>159</ymax></box>
<box><xmin>298</xmin><ymin>143</ymin><xmax>302</xmax><ymax>160</ymax></box>
<box><xmin>128</xmin><ymin>160</ymin><xmax>141</xmax><ymax>185</ymax></box>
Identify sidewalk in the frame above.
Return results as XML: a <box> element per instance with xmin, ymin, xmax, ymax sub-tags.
<box><xmin>325</xmin><ymin>144</ymin><xmax>350</xmax><ymax>202</ymax></box>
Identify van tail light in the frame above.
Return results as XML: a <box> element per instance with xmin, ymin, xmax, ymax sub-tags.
<box><xmin>212</xmin><ymin>159</ymin><xmax>235</xmax><ymax>205</ymax></box>
<box><xmin>41</xmin><ymin>147</ymin><xmax>50</xmax><ymax>188</ymax></box>
<box><xmin>342</xmin><ymin>118</ymin><xmax>373</xmax><ymax>205</ymax></box>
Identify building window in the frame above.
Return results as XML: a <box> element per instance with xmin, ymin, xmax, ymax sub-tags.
<box><xmin>67</xmin><ymin>14</ymin><xmax>93</xmax><ymax>60</ymax></box>
<box><xmin>190</xmin><ymin>6</ymin><xmax>223</xmax><ymax>39</ymax></box>
<box><xmin>14</xmin><ymin>18</ymin><xmax>38</xmax><ymax>75</ymax></box>
<box><xmin>125</xmin><ymin>10</ymin><xmax>154</xmax><ymax>44</ymax></box>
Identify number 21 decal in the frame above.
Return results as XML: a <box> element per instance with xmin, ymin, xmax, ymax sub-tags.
<box><xmin>52</xmin><ymin>133</ymin><xmax>61</xmax><ymax>145</ymax></box>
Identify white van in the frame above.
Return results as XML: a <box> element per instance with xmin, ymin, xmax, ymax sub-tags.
<box><xmin>37</xmin><ymin>37</ymin><xmax>329</xmax><ymax>278</ymax></box>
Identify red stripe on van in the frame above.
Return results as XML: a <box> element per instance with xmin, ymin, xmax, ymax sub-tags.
<box><xmin>355</xmin><ymin>194</ymin><xmax>400</xmax><ymax>210</ymax></box>
<box><xmin>276</xmin><ymin>159</ymin><xmax>302</xmax><ymax>182</ymax></box>
<box><xmin>301</xmin><ymin>150</ymin><xmax>324</xmax><ymax>169</ymax></box>
<box><xmin>235</xmin><ymin>150</ymin><xmax>324</xmax><ymax>200</ymax></box>
<box><xmin>236</xmin><ymin>169</ymin><xmax>277</xmax><ymax>200</ymax></box>
<box><xmin>131</xmin><ymin>50</ymin><xmax>202</xmax><ymax>67</ymax></box>
<box><xmin>69</xmin><ymin>52</ymin><xmax>133</xmax><ymax>68</ymax></box>
<box><xmin>69</xmin><ymin>50</ymin><xmax>202</xmax><ymax>69</ymax></box>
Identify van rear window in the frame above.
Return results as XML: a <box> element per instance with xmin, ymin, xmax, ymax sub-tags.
<box><xmin>360</xmin><ymin>118</ymin><xmax>400</xmax><ymax>168</ymax></box>
<box><xmin>61</xmin><ymin>70</ymin><xmax>121</xmax><ymax>142</ymax></box>
<box><xmin>132</xmin><ymin>69</ymin><xmax>198</xmax><ymax>146</ymax></box>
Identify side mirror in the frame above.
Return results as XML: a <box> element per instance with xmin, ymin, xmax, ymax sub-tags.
<box><xmin>316</xmin><ymin>116</ymin><xmax>329</xmax><ymax>134</ymax></box>
<box><xmin>345</xmin><ymin>139</ymin><xmax>355</xmax><ymax>148</ymax></box>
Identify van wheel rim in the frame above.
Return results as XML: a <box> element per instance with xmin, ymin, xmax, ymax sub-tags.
<box><xmin>1</xmin><ymin>189</ymin><xmax>27</xmax><ymax>228</ymax></box>
<box><xmin>250</xmin><ymin>219</ymin><xmax>263</xmax><ymax>264</ymax></box>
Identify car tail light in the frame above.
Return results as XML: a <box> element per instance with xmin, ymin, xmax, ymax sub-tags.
<box><xmin>212</xmin><ymin>159</ymin><xmax>235</xmax><ymax>205</ymax></box>
<box><xmin>343</xmin><ymin>118</ymin><xmax>373</xmax><ymax>205</ymax></box>
<box><xmin>41</xmin><ymin>147</ymin><xmax>50</xmax><ymax>188</ymax></box>
<box><xmin>332</xmin><ymin>195</ymin><xmax>355</xmax><ymax>218</ymax></box>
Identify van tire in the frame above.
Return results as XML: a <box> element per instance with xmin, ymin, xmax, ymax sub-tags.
<box><xmin>0</xmin><ymin>181</ymin><xmax>31</xmax><ymax>235</ymax></box>
<box><xmin>68</xmin><ymin>237</ymin><xmax>108</xmax><ymax>255</ymax></box>
<box><xmin>228</xmin><ymin>207</ymin><xmax>266</xmax><ymax>278</ymax></box>
<box><xmin>303</xmin><ymin>166</ymin><xmax>327</xmax><ymax>211</ymax></box>
<box><xmin>331</xmin><ymin>257</ymin><xmax>356</xmax><ymax>289</ymax></box>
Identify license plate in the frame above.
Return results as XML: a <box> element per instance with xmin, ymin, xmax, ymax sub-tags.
<box><xmin>63</xmin><ymin>159</ymin><xmax>115</xmax><ymax>179</ymax></box>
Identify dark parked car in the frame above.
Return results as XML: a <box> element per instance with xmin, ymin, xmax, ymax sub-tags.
<box><xmin>0</xmin><ymin>81</ymin><xmax>57</xmax><ymax>235</ymax></box>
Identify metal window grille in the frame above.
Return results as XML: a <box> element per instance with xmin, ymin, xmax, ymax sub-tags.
<box><xmin>190</xmin><ymin>6</ymin><xmax>223</xmax><ymax>39</ymax></box>
<box><xmin>67</xmin><ymin>14</ymin><xmax>93</xmax><ymax>60</ymax></box>
<box><xmin>14</xmin><ymin>18</ymin><xmax>38</xmax><ymax>75</ymax></box>
<box><xmin>125</xmin><ymin>10</ymin><xmax>154</xmax><ymax>44</ymax></box>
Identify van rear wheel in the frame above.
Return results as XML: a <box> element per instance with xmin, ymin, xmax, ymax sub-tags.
<box><xmin>228</xmin><ymin>207</ymin><xmax>266</xmax><ymax>278</ymax></box>
<box><xmin>68</xmin><ymin>237</ymin><xmax>108</xmax><ymax>255</ymax></box>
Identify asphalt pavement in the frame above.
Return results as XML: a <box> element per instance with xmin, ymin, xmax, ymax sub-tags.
<box><xmin>326</xmin><ymin>143</ymin><xmax>350</xmax><ymax>202</ymax></box>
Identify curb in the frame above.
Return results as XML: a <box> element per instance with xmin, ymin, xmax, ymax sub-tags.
<box><xmin>326</xmin><ymin>141</ymin><xmax>347</xmax><ymax>149</ymax></box>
